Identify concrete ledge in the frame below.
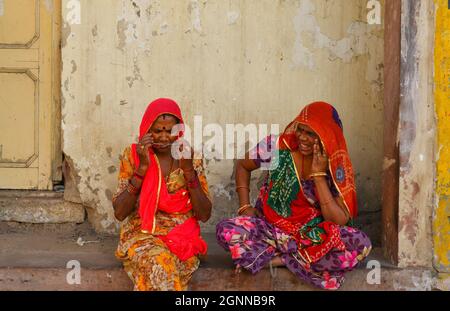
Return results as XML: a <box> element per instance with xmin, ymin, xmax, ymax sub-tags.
<box><xmin>0</xmin><ymin>190</ymin><xmax>85</xmax><ymax>224</ymax></box>
<box><xmin>0</xmin><ymin>222</ymin><xmax>439</xmax><ymax>291</ymax></box>
<box><xmin>0</xmin><ymin>267</ymin><xmax>132</xmax><ymax>291</ymax></box>
<box><xmin>0</xmin><ymin>222</ymin><xmax>117</xmax><ymax>269</ymax></box>
<box><xmin>189</xmin><ymin>266</ymin><xmax>437</xmax><ymax>291</ymax></box>
<box><xmin>0</xmin><ymin>265</ymin><xmax>436</xmax><ymax>291</ymax></box>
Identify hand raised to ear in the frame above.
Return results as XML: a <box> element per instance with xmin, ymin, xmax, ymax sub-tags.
<box><xmin>136</xmin><ymin>133</ymin><xmax>154</xmax><ymax>173</ymax></box>
<box><xmin>311</xmin><ymin>139</ymin><xmax>329</xmax><ymax>174</ymax></box>
<box><xmin>175</xmin><ymin>139</ymin><xmax>194</xmax><ymax>172</ymax></box>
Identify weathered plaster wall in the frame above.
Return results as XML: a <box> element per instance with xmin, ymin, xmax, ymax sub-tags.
<box><xmin>433</xmin><ymin>0</ymin><xmax>450</xmax><ymax>273</ymax></box>
<box><xmin>61</xmin><ymin>0</ymin><xmax>384</xmax><ymax>236</ymax></box>
<box><xmin>398</xmin><ymin>0</ymin><xmax>435</xmax><ymax>268</ymax></box>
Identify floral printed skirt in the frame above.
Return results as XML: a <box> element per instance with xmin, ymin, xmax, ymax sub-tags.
<box><xmin>117</xmin><ymin>235</ymin><xmax>200</xmax><ymax>291</ymax></box>
<box><xmin>216</xmin><ymin>216</ymin><xmax>372</xmax><ymax>290</ymax></box>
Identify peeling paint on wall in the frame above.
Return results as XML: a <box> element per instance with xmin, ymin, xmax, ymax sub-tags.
<box><xmin>188</xmin><ymin>0</ymin><xmax>202</xmax><ymax>33</ymax></box>
<box><xmin>62</xmin><ymin>154</ymin><xmax>82</xmax><ymax>204</ymax></box>
<box><xmin>92</xmin><ymin>25</ymin><xmax>98</xmax><ymax>38</ymax></box>
<box><xmin>94</xmin><ymin>95</ymin><xmax>101</xmax><ymax>106</ymax></box>
<box><xmin>70</xmin><ymin>60</ymin><xmax>77</xmax><ymax>74</ymax></box>
<box><xmin>61</xmin><ymin>0</ymin><xmax>384</xmax><ymax>235</ymax></box>
<box><xmin>115</xmin><ymin>0</ymin><xmax>159</xmax><ymax>54</ymax></box>
<box><xmin>61</xmin><ymin>22</ymin><xmax>72</xmax><ymax>49</ymax></box>
<box><xmin>292</xmin><ymin>0</ymin><xmax>381</xmax><ymax>70</ymax></box>
<box><xmin>398</xmin><ymin>0</ymin><xmax>435</xmax><ymax>268</ymax></box>
<box><xmin>116</xmin><ymin>19</ymin><xmax>138</xmax><ymax>50</ymax></box>
<box><xmin>108</xmin><ymin>166</ymin><xmax>117</xmax><ymax>174</ymax></box>
<box><xmin>227</xmin><ymin>11</ymin><xmax>239</xmax><ymax>25</ymax></box>
<box><xmin>66</xmin><ymin>0</ymin><xmax>81</xmax><ymax>25</ymax></box>
<box><xmin>131</xmin><ymin>0</ymin><xmax>141</xmax><ymax>18</ymax></box>
<box><xmin>106</xmin><ymin>147</ymin><xmax>113</xmax><ymax>158</ymax></box>
<box><xmin>383</xmin><ymin>157</ymin><xmax>397</xmax><ymax>171</ymax></box>
<box><xmin>393</xmin><ymin>270</ymin><xmax>437</xmax><ymax>291</ymax></box>
<box><xmin>125</xmin><ymin>57</ymin><xmax>143</xmax><ymax>88</ymax></box>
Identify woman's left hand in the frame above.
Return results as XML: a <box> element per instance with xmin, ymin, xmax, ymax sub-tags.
<box><xmin>180</xmin><ymin>156</ymin><xmax>194</xmax><ymax>172</ymax></box>
<box><xmin>178</xmin><ymin>140</ymin><xmax>195</xmax><ymax>172</ymax></box>
<box><xmin>311</xmin><ymin>139</ymin><xmax>329</xmax><ymax>173</ymax></box>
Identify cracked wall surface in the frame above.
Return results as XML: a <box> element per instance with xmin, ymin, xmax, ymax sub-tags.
<box><xmin>398</xmin><ymin>0</ymin><xmax>435</xmax><ymax>268</ymax></box>
<box><xmin>61</xmin><ymin>0</ymin><xmax>384</xmax><ymax>235</ymax></box>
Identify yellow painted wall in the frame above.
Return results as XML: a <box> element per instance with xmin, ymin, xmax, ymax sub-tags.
<box><xmin>434</xmin><ymin>0</ymin><xmax>450</xmax><ymax>272</ymax></box>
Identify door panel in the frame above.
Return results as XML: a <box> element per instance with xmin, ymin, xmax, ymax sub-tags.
<box><xmin>0</xmin><ymin>0</ymin><xmax>38</xmax><ymax>48</ymax></box>
<box><xmin>0</xmin><ymin>71</ymin><xmax>38</xmax><ymax>168</ymax></box>
<box><xmin>0</xmin><ymin>0</ymin><xmax>58</xmax><ymax>190</ymax></box>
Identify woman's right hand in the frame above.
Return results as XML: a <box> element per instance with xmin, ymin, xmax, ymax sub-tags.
<box><xmin>311</xmin><ymin>139</ymin><xmax>329</xmax><ymax>174</ymax></box>
<box><xmin>136</xmin><ymin>133</ymin><xmax>153</xmax><ymax>173</ymax></box>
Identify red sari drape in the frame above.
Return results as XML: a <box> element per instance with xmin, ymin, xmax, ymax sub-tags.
<box><xmin>263</xmin><ymin>102</ymin><xmax>356</xmax><ymax>263</ymax></box>
<box><xmin>130</xmin><ymin>98</ymin><xmax>207</xmax><ymax>261</ymax></box>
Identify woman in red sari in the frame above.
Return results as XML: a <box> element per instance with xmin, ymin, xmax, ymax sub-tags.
<box><xmin>113</xmin><ymin>98</ymin><xmax>212</xmax><ymax>291</ymax></box>
<box><xmin>216</xmin><ymin>101</ymin><xmax>372</xmax><ymax>290</ymax></box>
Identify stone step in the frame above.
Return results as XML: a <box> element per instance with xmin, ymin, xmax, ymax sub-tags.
<box><xmin>0</xmin><ymin>190</ymin><xmax>85</xmax><ymax>224</ymax></box>
<box><xmin>0</xmin><ymin>264</ymin><xmax>437</xmax><ymax>291</ymax></box>
<box><xmin>0</xmin><ymin>267</ymin><xmax>131</xmax><ymax>291</ymax></box>
<box><xmin>0</xmin><ymin>222</ymin><xmax>438</xmax><ymax>291</ymax></box>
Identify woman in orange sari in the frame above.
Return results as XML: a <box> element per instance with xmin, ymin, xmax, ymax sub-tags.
<box><xmin>113</xmin><ymin>98</ymin><xmax>212</xmax><ymax>291</ymax></box>
<box><xmin>216</xmin><ymin>101</ymin><xmax>372</xmax><ymax>290</ymax></box>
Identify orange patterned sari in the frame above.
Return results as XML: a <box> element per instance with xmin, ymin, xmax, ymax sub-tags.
<box><xmin>113</xmin><ymin>98</ymin><xmax>210</xmax><ymax>291</ymax></box>
<box><xmin>114</xmin><ymin>147</ymin><xmax>210</xmax><ymax>291</ymax></box>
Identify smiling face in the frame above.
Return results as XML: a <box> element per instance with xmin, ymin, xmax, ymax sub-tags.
<box><xmin>148</xmin><ymin>114</ymin><xmax>179</xmax><ymax>152</ymax></box>
<box><xmin>295</xmin><ymin>123</ymin><xmax>319</xmax><ymax>156</ymax></box>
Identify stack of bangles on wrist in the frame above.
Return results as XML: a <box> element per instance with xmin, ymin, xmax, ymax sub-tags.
<box><xmin>133</xmin><ymin>171</ymin><xmax>145</xmax><ymax>181</ymax></box>
<box><xmin>237</xmin><ymin>204</ymin><xmax>253</xmax><ymax>215</ymax></box>
<box><xmin>309</xmin><ymin>172</ymin><xmax>327</xmax><ymax>178</ymax></box>
<box><xmin>126</xmin><ymin>181</ymin><xmax>140</xmax><ymax>195</ymax></box>
<box><xmin>320</xmin><ymin>197</ymin><xmax>335</xmax><ymax>206</ymax></box>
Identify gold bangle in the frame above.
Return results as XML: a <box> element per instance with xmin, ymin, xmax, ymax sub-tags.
<box><xmin>320</xmin><ymin>197</ymin><xmax>334</xmax><ymax>206</ymax></box>
<box><xmin>237</xmin><ymin>204</ymin><xmax>253</xmax><ymax>215</ymax></box>
<box><xmin>126</xmin><ymin>181</ymin><xmax>140</xmax><ymax>195</ymax></box>
<box><xmin>235</xmin><ymin>186</ymin><xmax>250</xmax><ymax>192</ymax></box>
<box><xmin>309</xmin><ymin>172</ymin><xmax>327</xmax><ymax>178</ymax></box>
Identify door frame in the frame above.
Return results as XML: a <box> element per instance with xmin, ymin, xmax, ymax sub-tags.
<box><xmin>383</xmin><ymin>0</ymin><xmax>438</xmax><ymax>267</ymax></box>
<box><xmin>382</xmin><ymin>0</ymin><xmax>400</xmax><ymax>265</ymax></box>
<box><xmin>51</xmin><ymin>0</ymin><xmax>62</xmax><ymax>184</ymax></box>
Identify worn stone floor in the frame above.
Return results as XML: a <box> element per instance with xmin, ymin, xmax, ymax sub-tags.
<box><xmin>0</xmin><ymin>221</ymin><xmax>444</xmax><ymax>291</ymax></box>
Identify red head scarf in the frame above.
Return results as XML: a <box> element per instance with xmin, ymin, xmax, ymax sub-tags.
<box><xmin>137</xmin><ymin>98</ymin><xmax>184</xmax><ymax>141</ymax></box>
<box><xmin>131</xmin><ymin>98</ymin><xmax>188</xmax><ymax>233</ymax></box>
<box><xmin>279</xmin><ymin>101</ymin><xmax>357</xmax><ymax>218</ymax></box>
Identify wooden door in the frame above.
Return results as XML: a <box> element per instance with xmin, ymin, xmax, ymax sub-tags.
<box><xmin>0</xmin><ymin>0</ymin><xmax>61</xmax><ymax>190</ymax></box>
